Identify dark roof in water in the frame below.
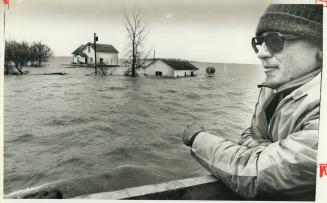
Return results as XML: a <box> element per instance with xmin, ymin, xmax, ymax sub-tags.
<box><xmin>87</xmin><ymin>42</ymin><xmax>119</xmax><ymax>53</ymax></box>
<box><xmin>160</xmin><ymin>59</ymin><xmax>198</xmax><ymax>70</ymax></box>
<box><xmin>72</xmin><ymin>43</ymin><xmax>119</xmax><ymax>56</ymax></box>
<box><xmin>72</xmin><ymin>45</ymin><xmax>85</xmax><ymax>55</ymax></box>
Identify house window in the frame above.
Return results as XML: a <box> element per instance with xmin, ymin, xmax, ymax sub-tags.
<box><xmin>155</xmin><ymin>71</ymin><xmax>162</xmax><ymax>76</ymax></box>
<box><xmin>88</xmin><ymin>47</ymin><xmax>90</xmax><ymax>53</ymax></box>
<box><xmin>185</xmin><ymin>72</ymin><xmax>187</xmax><ymax>76</ymax></box>
<box><xmin>100</xmin><ymin>58</ymin><xmax>104</xmax><ymax>63</ymax></box>
<box><xmin>77</xmin><ymin>56</ymin><xmax>80</xmax><ymax>62</ymax></box>
<box><xmin>191</xmin><ymin>72</ymin><xmax>194</xmax><ymax>76</ymax></box>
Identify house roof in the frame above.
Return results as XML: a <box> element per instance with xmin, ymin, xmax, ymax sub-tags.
<box><xmin>72</xmin><ymin>43</ymin><xmax>119</xmax><ymax>56</ymax></box>
<box><xmin>86</xmin><ymin>42</ymin><xmax>119</xmax><ymax>53</ymax></box>
<box><xmin>149</xmin><ymin>59</ymin><xmax>199</xmax><ymax>71</ymax></box>
<box><xmin>98</xmin><ymin>44</ymin><xmax>119</xmax><ymax>53</ymax></box>
<box><xmin>72</xmin><ymin>45</ymin><xmax>85</xmax><ymax>56</ymax></box>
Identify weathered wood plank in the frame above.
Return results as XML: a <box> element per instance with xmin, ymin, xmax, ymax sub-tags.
<box><xmin>74</xmin><ymin>175</ymin><xmax>242</xmax><ymax>200</ymax></box>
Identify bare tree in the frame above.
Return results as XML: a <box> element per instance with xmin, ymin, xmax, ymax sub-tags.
<box><xmin>123</xmin><ymin>5</ymin><xmax>151</xmax><ymax>77</ymax></box>
<box><xmin>30</xmin><ymin>42</ymin><xmax>53</xmax><ymax>67</ymax></box>
<box><xmin>5</xmin><ymin>40</ymin><xmax>53</xmax><ymax>74</ymax></box>
<box><xmin>5</xmin><ymin>40</ymin><xmax>30</xmax><ymax>74</ymax></box>
<box><xmin>4</xmin><ymin>41</ymin><xmax>13</xmax><ymax>74</ymax></box>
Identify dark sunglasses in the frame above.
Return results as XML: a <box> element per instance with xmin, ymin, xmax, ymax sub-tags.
<box><xmin>251</xmin><ymin>32</ymin><xmax>299</xmax><ymax>53</ymax></box>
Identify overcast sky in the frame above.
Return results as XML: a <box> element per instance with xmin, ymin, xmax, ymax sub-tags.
<box><xmin>4</xmin><ymin>0</ymin><xmax>314</xmax><ymax>64</ymax></box>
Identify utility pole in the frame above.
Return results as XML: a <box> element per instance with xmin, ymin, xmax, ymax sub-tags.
<box><xmin>94</xmin><ymin>33</ymin><xmax>98</xmax><ymax>75</ymax></box>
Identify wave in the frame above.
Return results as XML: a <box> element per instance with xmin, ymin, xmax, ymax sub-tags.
<box><xmin>45</xmin><ymin>116</ymin><xmax>99</xmax><ymax>126</ymax></box>
<box><xmin>184</xmin><ymin>93</ymin><xmax>201</xmax><ymax>100</ymax></box>
<box><xmin>56</xmin><ymin>157</ymin><xmax>84</xmax><ymax>168</ymax></box>
<box><xmin>108</xmin><ymin>86</ymin><xmax>127</xmax><ymax>91</ymax></box>
<box><xmin>95</xmin><ymin>126</ymin><xmax>125</xmax><ymax>137</ymax></box>
<box><xmin>101</xmin><ymin>95</ymin><xmax>115</xmax><ymax>99</ymax></box>
<box><xmin>9</xmin><ymin>133</ymin><xmax>35</xmax><ymax>143</ymax></box>
<box><xmin>100</xmin><ymin>147</ymin><xmax>134</xmax><ymax>159</ymax></box>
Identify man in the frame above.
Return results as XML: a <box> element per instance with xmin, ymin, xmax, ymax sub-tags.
<box><xmin>183</xmin><ymin>4</ymin><xmax>322</xmax><ymax>200</ymax></box>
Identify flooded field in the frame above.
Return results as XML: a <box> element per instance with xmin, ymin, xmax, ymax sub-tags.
<box><xmin>4</xmin><ymin>57</ymin><xmax>264</xmax><ymax>195</ymax></box>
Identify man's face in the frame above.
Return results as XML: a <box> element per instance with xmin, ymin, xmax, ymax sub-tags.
<box><xmin>256</xmin><ymin>32</ymin><xmax>321</xmax><ymax>89</ymax></box>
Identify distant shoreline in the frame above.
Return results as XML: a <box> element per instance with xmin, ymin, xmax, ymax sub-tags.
<box><xmin>51</xmin><ymin>56</ymin><xmax>261</xmax><ymax>66</ymax></box>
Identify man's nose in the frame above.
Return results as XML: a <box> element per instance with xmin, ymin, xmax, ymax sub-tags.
<box><xmin>257</xmin><ymin>42</ymin><xmax>273</xmax><ymax>59</ymax></box>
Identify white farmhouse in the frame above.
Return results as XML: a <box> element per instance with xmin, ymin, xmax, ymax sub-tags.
<box><xmin>72</xmin><ymin>42</ymin><xmax>119</xmax><ymax>65</ymax></box>
<box><xmin>144</xmin><ymin>59</ymin><xmax>199</xmax><ymax>77</ymax></box>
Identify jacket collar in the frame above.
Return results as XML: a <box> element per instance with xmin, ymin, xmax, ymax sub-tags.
<box><xmin>258</xmin><ymin>68</ymin><xmax>321</xmax><ymax>94</ymax></box>
<box><xmin>252</xmin><ymin>69</ymin><xmax>321</xmax><ymax>141</ymax></box>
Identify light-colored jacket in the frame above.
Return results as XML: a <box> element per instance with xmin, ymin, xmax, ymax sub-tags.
<box><xmin>191</xmin><ymin>70</ymin><xmax>321</xmax><ymax>200</ymax></box>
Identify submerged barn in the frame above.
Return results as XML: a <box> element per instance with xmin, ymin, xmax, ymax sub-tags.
<box><xmin>72</xmin><ymin>42</ymin><xmax>119</xmax><ymax>65</ymax></box>
<box><xmin>144</xmin><ymin>59</ymin><xmax>198</xmax><ymax>77</ymax></box>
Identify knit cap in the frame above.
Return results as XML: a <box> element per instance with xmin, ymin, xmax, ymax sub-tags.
<box><xmin>256</xmin><ymin>4</ymin><xmax>323</xmax><ymax>45</ymax></box>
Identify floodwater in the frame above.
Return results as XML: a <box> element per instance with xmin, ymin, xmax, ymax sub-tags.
<box><xmin>4</xmin><ymin>57</ymin><xmax>264</xmax><ymax>197</ymax></box>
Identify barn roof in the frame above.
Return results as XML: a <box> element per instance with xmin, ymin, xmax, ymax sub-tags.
<box><xmin>72</xmin><ymin>43</ymin><xmax>119</xmax><ymax>56</ymax></box>
<box><xmin>160</xmin><ymin>59</ymin><xmax>199</xmax><ymax>70</ymax></box>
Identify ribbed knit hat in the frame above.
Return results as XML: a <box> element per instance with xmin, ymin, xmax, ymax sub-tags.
<box><xmin>256</xmin><ymin>4</ymin><xmax>323</xmax><ymax>45</ymax></box>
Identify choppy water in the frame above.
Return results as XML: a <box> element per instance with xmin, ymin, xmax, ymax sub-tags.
<box><xmin>4</xmin><ymin>57</ymin><xmax>264</xmax><ymax>196</ymax></box>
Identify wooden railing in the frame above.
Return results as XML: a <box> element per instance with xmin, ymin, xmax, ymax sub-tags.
<box><xmin>74</xmin><ymin>175</ymin><xmax>241</xmax><ymax>200</ymax></box>
<box><xmin>5</xmin><ymin>175</ymin><xmax>241</xmax><ymax>200</ymax></box>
